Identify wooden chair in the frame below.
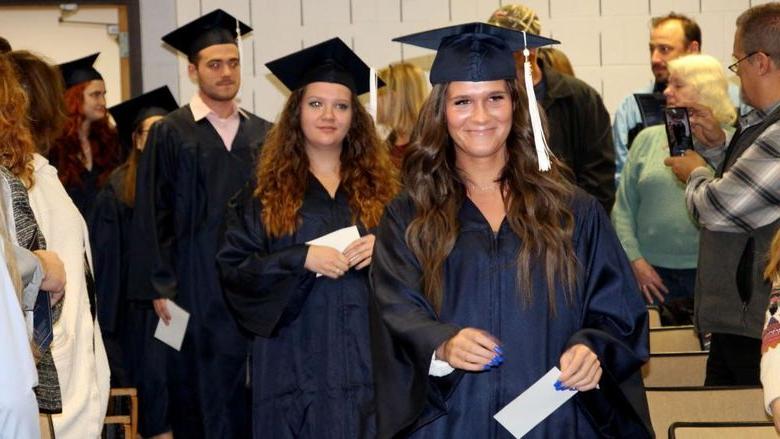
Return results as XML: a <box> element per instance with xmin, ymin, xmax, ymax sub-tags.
<box><xmin>669</xmin><ymin>421</ymin><xmax>778</xmax><ymax>438</ymax></box>
<box><xmin>39</xmin><ymin>414</ymin><xmax>54</xmax><ymax>439</ymax></box>
<box><xmin>103</xmin><ymin>387</ymin><xmax>138</xmax><ymax>438</ymax></box>
<box><xmin>648</xmin><ymin>305</ymin><xmax>662</xmax><ymax>328</ymax></box>
<box><xmin>646</xmin><ymin>386</ymin><xmax>769</xmax><ymax>438</ymax></box>
<box><xmin>642</xmin><ymin>351</ymin><xmax>708</xmax><ymax>387</ymax></box>
<box><xmin>649</xmin><ymin>325</ymin><xmax>702</xmax><ymax>353</ymax></box>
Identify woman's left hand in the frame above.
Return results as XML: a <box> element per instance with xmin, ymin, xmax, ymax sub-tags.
<box><xmin>558</xmin><ymin>344</ymin><xmax>602</xmax><ymax>391</ymax></box>
<box><xmin>344</xmin><ymin>234</ymin><xmax>375</xmax><ymax>270</ymax></box>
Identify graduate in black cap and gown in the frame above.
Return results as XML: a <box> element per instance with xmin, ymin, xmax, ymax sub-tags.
<box><xmin>51</xmin><ymin>53</ymin><xmax>121</xmax><ymax>222</ymax></box>
<box><xmin>128</xmin><ymin>9</ymin><xmax>272</xmax><ymax>438</ymax></box>
<box><xmin>216</xmin><ymin>37</ymin><xmax>398</xmax><ymax>438</ymax></box>
<box><xmin>90</xmin><ymin>87</ymin><xmax>177</xmax><ymax>391</ymax></box>
<box><xmin>369</xmin><ymin>23</ymin><xmax>652</xmax><ymax>438</ymax></box>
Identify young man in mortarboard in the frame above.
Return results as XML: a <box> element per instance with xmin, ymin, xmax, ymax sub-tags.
<box><xmin>128</xmin><ymin>9</ymin><xmax>272</xmax><ymax>438</ymax></box>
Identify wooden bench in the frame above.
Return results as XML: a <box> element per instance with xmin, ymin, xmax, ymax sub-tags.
<box><xmin>647</xmin><ymin>386</ymin><xmax>769</xmax><ymax>438</ymax></box>
<box><xmin>642</xmin><ymin>351</ymin><xmax>708</xmax><ymax>387</ymax></box>
<box><xmin>649</xmin><ymin>325</ymin><xmax>702</xmax><ymax>353</ymax></box>
<box><xmin>669</xmin><ymin>421</ymin><xmax>778</xmax><ymax>438</ymax></box>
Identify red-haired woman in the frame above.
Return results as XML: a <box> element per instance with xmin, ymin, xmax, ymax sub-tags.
<box><xmin>50</xmin><ymin>53</ymin><xmax>120</xmax><ymax>221</ymax></box>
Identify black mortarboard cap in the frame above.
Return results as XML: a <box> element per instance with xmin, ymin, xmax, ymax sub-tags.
<box><xmin>162</xmin><ymin>9</ymin><xmax>252</xmax><ymax>58</ymax></box>
<box><xmin>393</xmin><ymin>22</ymin><xmax>558</xmax><ymax>84</ymax></box>
<box><xmin>58</xmin><ymin>53</ymin><xmax>102</xmax><ymax>89</ymax></box>
<box><xmin>108</xmin><ymin>86</ymin><xmax>179</xmax><ymax>150</ymax></box>
<box><xmin>265</xmin><ymin>37</ymin><xmax>383</xmax><ymax>95</ymax></box>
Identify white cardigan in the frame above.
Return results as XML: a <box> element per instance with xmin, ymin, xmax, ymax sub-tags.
<box><xmin>0</xmin><ymin>235</ymin><xmax>40</xmax><ymax>438</ymax></box>
<box><xmin>27</xmin><ymin>154</ymin><xmax>110</xmax><ymax>438</ymax></box>
<box><xmin>761</xmin><ymin>276</ymin><xmax>780</xmax><ymax>414</ymax></box>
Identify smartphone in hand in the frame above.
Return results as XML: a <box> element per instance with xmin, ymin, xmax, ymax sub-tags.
<box><xmin>664</xmin><ymin>107</ymin><xmax>693</xmax><ymax>156</ymax></box>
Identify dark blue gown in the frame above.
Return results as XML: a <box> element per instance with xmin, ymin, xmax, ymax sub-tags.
<box><xmin>370</xmin><ymin>191</ymin><xmax>651</xmax><ymax>438</ymax></box>
<box><xmin>217</xmin><ymin>176</ymin><xmax>375</xmax><ymax>439</ymax></box>
<box><xmin>129</xmin><ymin>106</ymin><xmax>272</xmax><ymax>438</ymax></box>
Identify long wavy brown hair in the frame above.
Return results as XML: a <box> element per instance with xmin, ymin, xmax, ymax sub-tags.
<box><xmin>255</xmin><ymin>85</ymin><xmax>399</xmax><ymax>237</ymax></box>
<box><xmin>0</xmin><ymin>54</ymin><xmax>35</xmax><ymax>187</ymax></box>
<box><xmin>51</xmin><ymin>81</ymin><xmax>120</xmax><ymax>188</ymax></box>
<box><xmin>9</xmin><ymin>50</ymin><xmax>67</xmax><ymax>156</ymax></box>
<box><xmin>403</xmin><ymin>79</ymin><xmax>578</xmax><ymax>313</ymax></box>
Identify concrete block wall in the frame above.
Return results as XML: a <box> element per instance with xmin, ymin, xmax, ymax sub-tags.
<box><xmin>141</xmin><ymin>0</ymin><xmax>767</xmax><ymax>122</ymax></box>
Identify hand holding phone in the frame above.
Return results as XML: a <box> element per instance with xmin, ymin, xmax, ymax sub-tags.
<box><xmin>664</xmin><ymin>107</ymin><xmax>693</xmax><ymax>156</ymax></box>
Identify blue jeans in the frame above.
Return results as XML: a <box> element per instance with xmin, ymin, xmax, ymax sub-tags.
<box><xmin>653</xmin><ymin>266</ymin><xmax>696</xmax><ymax>303</ymax></box>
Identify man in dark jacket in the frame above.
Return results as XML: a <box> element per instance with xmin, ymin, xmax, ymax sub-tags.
<box><xmin>489</xmin><ymin>4</ymin><xmax>616</xmax><ymax>212</ymax></box>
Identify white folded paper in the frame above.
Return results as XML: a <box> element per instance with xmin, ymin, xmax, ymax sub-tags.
<box><xmin>306</xmin><ymin>225</ymin><xmax>361</xmax><ymax>277</ymax></box>
<box><xmin>494</xmin><ymin>367</ymin><xmax>578</xmax><ymax>438</ymax></box>
<box><xmin>154</xmin><ymin>300</ymin><xmax>190</xmax><ymax>351</ymax></box>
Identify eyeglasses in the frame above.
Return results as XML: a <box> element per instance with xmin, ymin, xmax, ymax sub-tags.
<box><xmin>728</xmin><ymin>52</ymin><xmax>759</xmax><ymax>73</ymax></box>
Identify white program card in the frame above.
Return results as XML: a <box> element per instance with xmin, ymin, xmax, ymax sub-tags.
<box><xmin>494</xmin><ymin>367</ymin><xmax>578</xmax><ymax>438</ymax></box>
<box><xmin>306</xmin><ymin>226</ymin><xmax>361</xmax><ymax>277</ymax></box>
<box><xmin>154</xmin><ymin>300</ymin><xmax>190</xmax><ymax>351</ymax></box>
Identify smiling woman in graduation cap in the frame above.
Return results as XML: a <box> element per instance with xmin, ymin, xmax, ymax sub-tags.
<box><xmin>216</xmin><ymin>37</ymin><xmax>398</xmax><ymax>438</ymax></box>
<box><xmin>369</xmin><ymin>23</ymin><xmax>651</xmax><ymax>438</ymax></box>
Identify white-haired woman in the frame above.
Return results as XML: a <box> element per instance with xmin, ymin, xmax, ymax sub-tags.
<box><xmin>611</xmin><ymin>54</ymin><xmax>737</xmax><ymax>317</ymax></box>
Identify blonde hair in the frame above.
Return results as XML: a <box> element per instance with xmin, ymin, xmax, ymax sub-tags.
<box><xmin>487</xmin><ymin>4</ymin><xmax>541</xmax><ymax>34</ymax></box>
<box><xmin>766</xmin><ymin>229</ymin><xmax>780</xmax><ymax>281</ymax></box>
<box><xmin>377</xmin><ymin>63</ymin><xmax>428</xmax><ymax>140</ymax></box>
<box><xmin>668</xmin><ymin>54</ymin><xmax>737</xmax><ymax>126</ymax></box>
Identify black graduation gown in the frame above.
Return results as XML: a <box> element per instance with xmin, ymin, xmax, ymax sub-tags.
<box><xmin>370</xmin><ymin>191</ymin><xmax>652</xmax><ymax>438</ymax></box>
<box><xmin>217</xmin><ymin>177</ymin><xmax>375</xmax><ymax>439</ymax></box>
<box><xmin>90</xmin><ymin>164</ymin><xmax>171</xmax><ymax>435</ymax></box>
<box><xmin>129</xmin><ymin>105</ymin><xmax>271</xmax><ymax>438</ymax></box>
<box><xmin>89</xmin><ymin>165</ymin><xmax>133</xmax><ymax>386</ymax></box>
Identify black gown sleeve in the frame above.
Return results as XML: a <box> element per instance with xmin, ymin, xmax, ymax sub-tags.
<box><xmin>88</xmin><ymin>183</ymin><xmax>123</xmax><ymax>333</ymax></box>
<box><xmin>565</xmin><ymin>197</ymin><xmax>652</xmax><ymax>438</ymax></box>
<box><xmin>216</xmin><ymin>186</ymin><xmax>316</xmax><ymax>337</ymax></box>
<box><xmin>128</xmin><ymin>121</ymin><xmax>179</xmax><ymax>300</ymax></box>
<box><xmin>368</xmin><ymin>197</ymin><xmax>461</xmax><ymax>438</ymax></box>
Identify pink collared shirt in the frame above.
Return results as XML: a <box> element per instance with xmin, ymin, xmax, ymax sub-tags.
<box><xmin>189</xmin><ymin>93</ymin><xmax>244</xmax><ymax>151</ymax></box>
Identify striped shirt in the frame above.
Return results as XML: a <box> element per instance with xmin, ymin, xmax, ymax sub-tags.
<box><xmin>686</xmin><ymin>103</ymin><xmax>780</xmax><ymax>233</ymax></box>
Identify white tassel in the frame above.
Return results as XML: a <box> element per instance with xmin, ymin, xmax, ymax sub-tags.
<box><xmin>236</xmin><ymin>18</ymin><xmax>244</xmax><ymax>105</ymax></box>
<box><xmin>523</xmin><ymin>32</ymin><xmax>551</xmax><ymax>172</ymax></box>
<box><xmin>369</xmin><ymin>67</ymin><xmax>378</xmax><ymax>121</ymax></box>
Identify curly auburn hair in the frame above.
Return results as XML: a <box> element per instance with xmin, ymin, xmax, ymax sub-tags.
<box><xmin>0</xmin><ymin>54</ymin><xmax>35</xmax><ymax>187</ymax></box>
<box><xmin>51</xmin><ymin>81</ymin><xmax>120</xmax><ymax>188</ymax></box>
<box><xmin>403</xmin><ymin>79</ymin><xmax>578</xmax><ymax>313</ymax></box>
<box><xmin>255</xmin><ymin>85</ymin><xmax>399</xmax><ymax>237</ymax></box>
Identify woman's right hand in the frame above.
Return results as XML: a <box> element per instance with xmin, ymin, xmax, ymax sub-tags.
<box><xmin>34</xmin><ymin>250</ymin><xmax>66</xmax><ymax>304</ymax></box>
<box><xmin>632</xmin><ymin>258</ymin><xmax>669</xmax><ymax>304</ymax></box>
<box><xmin>435</xmin><ymin>327</ymin><xmax>503</xmax><ymax>372</ymax></box>
<box><xmin>304</xmin><ymin>245</ymin><xmax>350</xmax><ymax>279</ymax></box>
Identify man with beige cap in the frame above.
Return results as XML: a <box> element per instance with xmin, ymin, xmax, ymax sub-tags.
<box><xmin>489</xmin><ymin>4</ymin><xmax>616</xmax><ymax>212</ymax></box>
